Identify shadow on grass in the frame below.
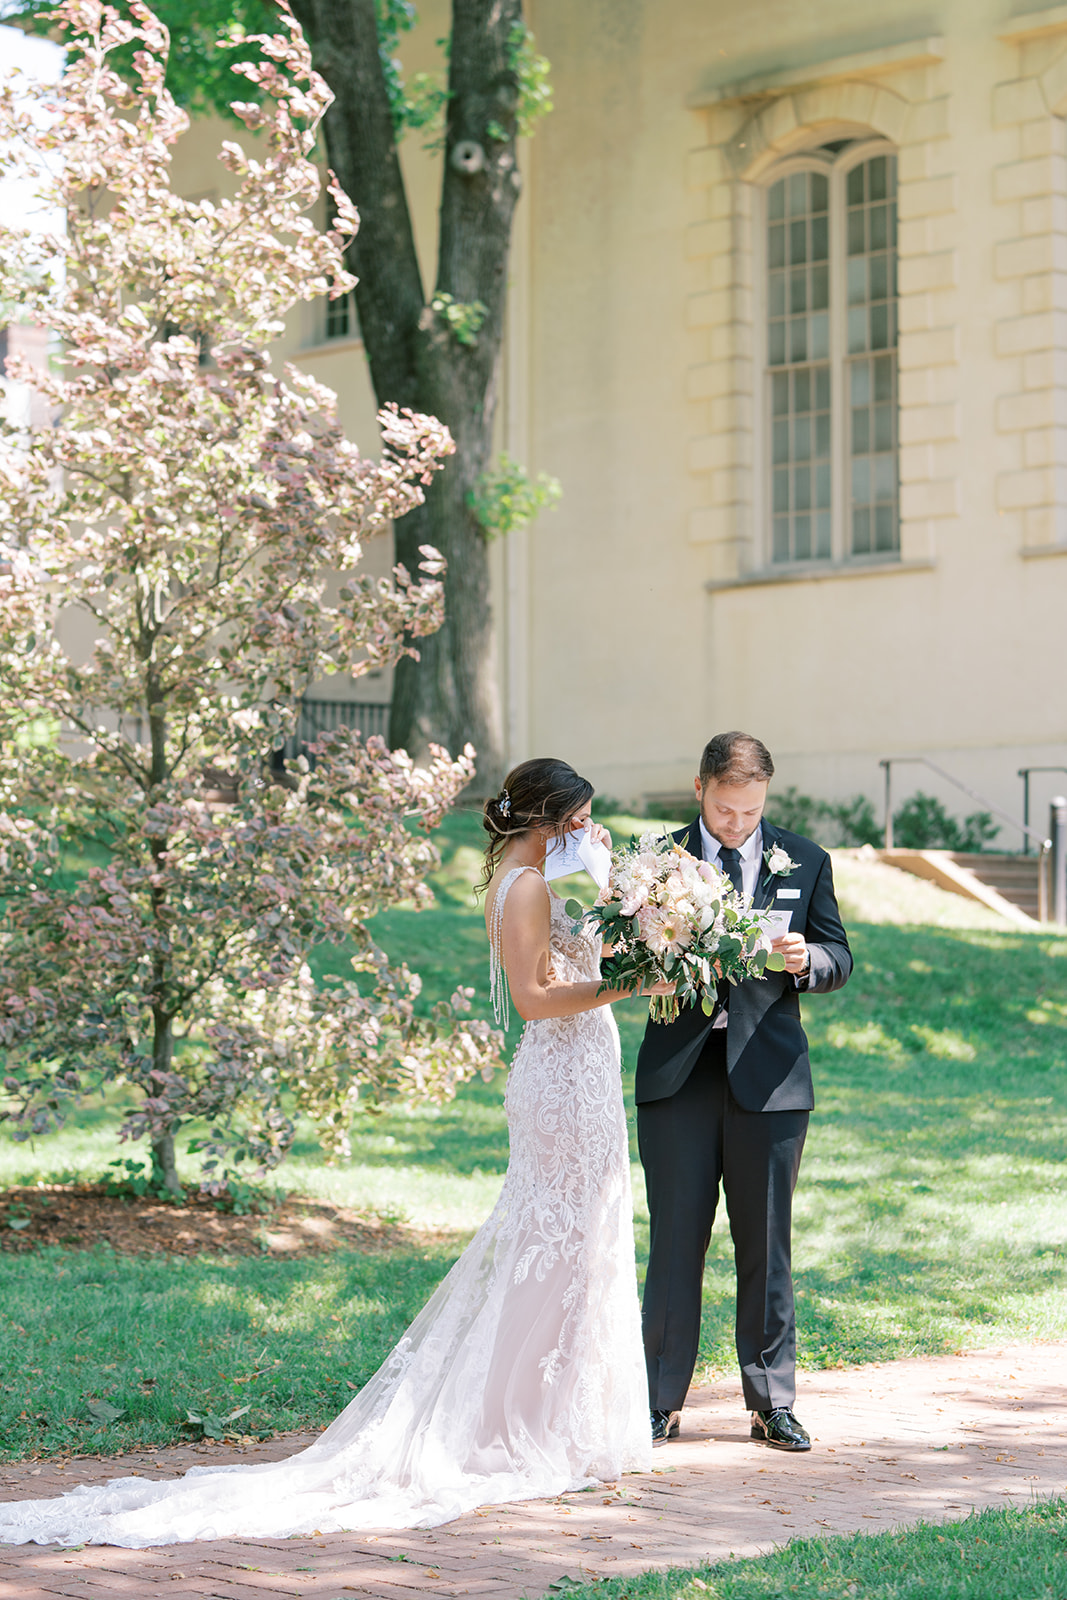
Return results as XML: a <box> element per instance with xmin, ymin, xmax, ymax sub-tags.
<box><xmin>625</xmin><ymin>919</ymin><xmax>1067</xmax><ymax>1376</ymax></box>
<box><xmin>684</xmin><ymin>1234</ymin><xmax>1067</xmax><ymax>1375</ymax></box>
<box><xmin>4</xmin><ymin>859</ymin><xmax>1067</xmax><ymax>1455</ymax></box>
<box><xmin>294</xmin><ymin>916</ymin><xmax>1067</xmax><ymax>1196</ymax></box>
<box><xmin>0</xmin><ymin>1243</ymin><xmax>462</xmax><ymax>1460</ymax></box>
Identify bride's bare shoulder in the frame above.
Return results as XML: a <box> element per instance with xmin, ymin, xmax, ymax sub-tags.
<box><xmin>485</xmin><ymin>865</ymin><xmax>549</xmax><ymax>922</ymax></box>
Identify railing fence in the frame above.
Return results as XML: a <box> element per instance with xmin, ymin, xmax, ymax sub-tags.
<box><xmin>1018</xmin><ymin>766</ymin><xmax>1067</xmax><ymax>854</ymax></box>
<box><xmin>879</xmin><ymin>755</ymin><xmax>1065</xmax><ymax>926</ymax></box>
<box><xmin>294</xmin><ymin>699</ymin><xmax>389</xmax><ymax>745</ymax></box>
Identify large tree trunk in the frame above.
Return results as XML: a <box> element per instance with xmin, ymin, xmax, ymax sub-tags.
<box><xmin>290</xmin><ymin>0</ymin><xmax>523</xmax><ymax>793</ymax></box>
<box><xmin>389</xmin><ymin>482</ymin><xmax>499</xmax><ymax>773</ymax></box>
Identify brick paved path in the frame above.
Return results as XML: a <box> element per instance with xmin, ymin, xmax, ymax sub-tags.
<box><xmin>2</xmin><ymin>1342</ymin><xmax>1065</xmax><ymax>1600</ymax></box>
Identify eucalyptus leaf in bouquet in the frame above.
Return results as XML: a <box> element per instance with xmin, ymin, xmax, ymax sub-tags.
<box><xmin>577</xmin><ymin>833</ymin><xmax>786</xmax><ymax>1023</ymax></box>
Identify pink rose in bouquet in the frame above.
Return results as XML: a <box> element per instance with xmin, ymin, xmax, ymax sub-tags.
<box><xmin>572</xmin><ymin>832</ymin><xmax>786</xmax><ymax>1023</ymax></box>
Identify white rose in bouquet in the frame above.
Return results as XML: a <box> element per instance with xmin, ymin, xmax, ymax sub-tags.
<box><xmin>570</xmin><ymin>833</ymin><xmax>786</xmax><ymax>1022</ymax></box>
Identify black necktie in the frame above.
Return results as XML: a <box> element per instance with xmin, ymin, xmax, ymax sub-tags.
<box><xmin>719</xmin><ymin>846</ymin><xmax>744</xmax><ymax>898</ymax></box>
<box><xmin>715</xmin><ymin>847</ymin><xmax>744</xmax><ymax>1021</ymax></box>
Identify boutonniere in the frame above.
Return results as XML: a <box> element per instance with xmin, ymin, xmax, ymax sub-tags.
<box><xmin>762</xmin><ymin>844</ymin><xmax>799</xmax><ymax>884</ymax></box>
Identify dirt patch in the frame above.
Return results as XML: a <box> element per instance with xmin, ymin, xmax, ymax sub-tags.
<box><xmin>0</xmin><ymin>1184</ymin><xmax>455</xmax><ymax>1259</ymax></box>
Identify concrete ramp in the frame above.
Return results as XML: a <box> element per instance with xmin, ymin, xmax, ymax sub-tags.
<box><xmin>877</xmin><ymin>849</ymin><xmax>1039</xmax><ymax>927</ymax></box>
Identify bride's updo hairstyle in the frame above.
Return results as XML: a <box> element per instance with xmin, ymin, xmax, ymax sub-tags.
<box><xmin>480</xmin><ymin>758</ymin><xmax>594</xmax><ymax>892</ymax></box>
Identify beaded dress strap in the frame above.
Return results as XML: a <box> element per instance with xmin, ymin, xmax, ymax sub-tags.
<box><xmin>488</xmin><ymin>865</ymin><xmax>547</xmax><ymax>1031</ymax></box>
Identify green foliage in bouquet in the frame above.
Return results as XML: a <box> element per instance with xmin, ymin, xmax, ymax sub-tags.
<box><xmin>568</xmin><ymin>834</ymin><xmax>785</xmax><ymax>1025</ymax></box>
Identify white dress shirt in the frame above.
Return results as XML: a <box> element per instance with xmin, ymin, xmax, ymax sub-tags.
<box><xmin>697</xmin><ymin>818</ymin><xmax>810</xmax><ymax>1013</ymax></box>
<box><xmin>697</xmin><ymin>820</ymin><xmax>764</xmax><ymax>1027</ymax></box>
<box><xmin>698</xmin><ymin>816</ymin><xmax>763</xmax><ymax>902</ymax></box>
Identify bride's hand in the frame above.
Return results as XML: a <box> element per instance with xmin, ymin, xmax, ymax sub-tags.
<box><xmin>641</xmin><ymin>978</ymin><xmax>676</xmax><ymax>996</ymax></box>
<box><xmin>588</xmin><ymin>821</ymin><xmax>612</xmax><ymax>850</ymax></box>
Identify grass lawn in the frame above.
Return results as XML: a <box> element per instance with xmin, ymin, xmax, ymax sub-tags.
<box><xmin>0</xmin><ymin>1242</ymin><xmax>457</xmax><ymax>1455</ymax></box>
<box><xmin>552</xmin><ymin>1499</ymin><xmax>1067</xmax><ymax>1600</ymax></box>
<box><xmin>1</xmin><ymin>811</ymin><xmax>1065</xmax><ymax>1460</ymax></box>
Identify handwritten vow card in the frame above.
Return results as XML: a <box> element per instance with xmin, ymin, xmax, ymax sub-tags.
<box><xmin>543</xmin><ymin>828</ymin><xmax>612</xmax><ymax>890</ymax></box>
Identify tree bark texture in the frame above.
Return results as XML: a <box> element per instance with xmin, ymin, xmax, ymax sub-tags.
<box><xmin>290</xmin><ymin>0</ymin><xmax>524</xmax><ymax>792</ymax></box>
<box><xmin>149</xmin><ymin>1016</ymin><xmax>181</xmax><ymax>1198</ymax></box>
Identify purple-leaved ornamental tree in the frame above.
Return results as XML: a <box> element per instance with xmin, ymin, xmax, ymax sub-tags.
<box><xmin>0</xmin><ymin>0</ymin><xmax>502</xmax><ymax>1198</ymax></box>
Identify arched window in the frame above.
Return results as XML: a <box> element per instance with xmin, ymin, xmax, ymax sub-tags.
<box><xmin>762</xmin><ymin>141</ymin><xmax>898</xmax><ymax>565</ymax></box>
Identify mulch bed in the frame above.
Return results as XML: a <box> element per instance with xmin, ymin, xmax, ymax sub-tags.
<box><xmin>0</xmin><ymin>1184</ymin><xmax>450</xmax><ymax>1259</ymax></box>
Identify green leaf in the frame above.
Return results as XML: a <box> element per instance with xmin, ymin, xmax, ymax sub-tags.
<box><xmin>469</xmin><ymin>452</ymin><xmax>561</xmax><ymax>539</ymax></box>
<box><xmin>700</xmin><ymin>995</ymin><xmax>716</xmax><ymax>1016</ymax></box>
<box><xmin>183</xmin><ymin>1402</ymin><xmax>251</xmax><ymax>1440</ymax></box>
<box><xmin>86</xmin><ymin>1398</ymin><xmax>125</xmax><ymax>1423</ymax></box>
<box><xmin>564</xmin><ymin>898</ymin><xmax>585</xmax><ymax>921</ymax></box>
<box><xmin>765</xmin><ymin>951</ymin><xmax>787</xmax><ymax>971</ymax></box>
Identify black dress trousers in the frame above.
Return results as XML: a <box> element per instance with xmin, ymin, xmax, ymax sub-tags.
<box><xmin>637</xmin><ymin>1031</ymin><xmax>809</xmax><ymax>1414</ymax></box>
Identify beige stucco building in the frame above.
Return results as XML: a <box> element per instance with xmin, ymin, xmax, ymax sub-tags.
<box><xmin>168</xmin><ymin>0</ymin><xmax>1067</xmax><ymax>837</ymax></box>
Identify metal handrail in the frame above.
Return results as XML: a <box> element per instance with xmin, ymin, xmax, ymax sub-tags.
<box><xmin>879</xmin><ymin>756</ymin><xmax>1051</xmax><ymax>852</ymax></box>
<box><xmin>1019</xmin><ymin>766</ymin><xmax>1067</xmax><ymax>855</ymax></box>
<box><xmin>880</xmin><ymin>756</ymin><xmax>1057</xmax><ymax>923</ymax></box>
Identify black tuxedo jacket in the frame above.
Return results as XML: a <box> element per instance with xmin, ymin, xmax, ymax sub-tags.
<box><xmin>634</xmin><ymin>819</ymin><xmax>852</xmax><ymax>1113</ymax></box>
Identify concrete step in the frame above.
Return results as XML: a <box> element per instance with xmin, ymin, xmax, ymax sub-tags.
<box><xmin>878</xmin><ymin>849</ymin><xmax>1040</xmax><ymax>926</ymax></box>
<box><xmin>949</xmin><ymin>853</ymin><xmax>1042</xmax><ymax>917</ymax></box>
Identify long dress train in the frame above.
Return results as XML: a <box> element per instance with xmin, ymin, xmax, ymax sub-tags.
<box><xmin>0</xmin><ymin>867</ymin><xmax>650</xmax><ymax>1547</ymax></box>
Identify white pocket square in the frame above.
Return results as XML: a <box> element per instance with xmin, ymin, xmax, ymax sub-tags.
<box><xmin>776</xmin><ymin>888</ymin><xmax>801</xmax><ymax>899</ymax></box>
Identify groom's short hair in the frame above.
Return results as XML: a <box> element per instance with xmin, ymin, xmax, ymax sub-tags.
<box><xmin>699</xmin><ymin>731</ymin><xmax>775</xmax><ymax>787</ymax></box>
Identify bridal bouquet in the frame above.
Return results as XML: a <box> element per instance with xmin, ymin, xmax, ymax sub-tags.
<box><xmin>569</xmin><ymin>833</ymin><xmax>785</xmax><ymax>1024</ymax></box>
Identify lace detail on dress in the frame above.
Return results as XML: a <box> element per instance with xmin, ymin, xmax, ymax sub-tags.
<box><xmin>0</xmin><ymin>887</ymin><xmax>650</xmax><ymax>1549</ymax></box>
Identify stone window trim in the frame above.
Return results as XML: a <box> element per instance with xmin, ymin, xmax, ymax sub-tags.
<box><xmin>688</xmin><ymin>37</ymin><xmax>945</xmax><ymax>110</ymax></box>
<box><xmin>704</xmin><ymin>555</ymin><xmax>935</xmax><ymax>595</ymax></box>
<box><xmin>301</xmin><ymin>329</ymin><xmax>365</xmax><ymax>359</ymax></box>
<box><xmin>752</xmin><ymin>137</ymin><xmax>900</xmax><ymax>572</ymax></box>
<box><xmin>684</xmin><ymin>71</ymin><xmax>957</xmax><ymax>587</ymax></box>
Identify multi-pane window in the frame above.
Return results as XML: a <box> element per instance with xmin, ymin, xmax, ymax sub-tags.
<box><xmin>846</xmin><ymin>156</ymin><xmax>898</xmax><ymax>555</ymax></box>
<box><xmin>768</xmin><ymin>172</ymin><xmax>831</xmax><ymax>562</ymax></box>
<box><xmin>764</xmin><ymin>145</ymin><xmax>899</xmax><ymax>565</ymax></box>
<box><xmin>325</xmin><ymin>291</ymin><xmax>354</xmax><ymax>340</ymax></box>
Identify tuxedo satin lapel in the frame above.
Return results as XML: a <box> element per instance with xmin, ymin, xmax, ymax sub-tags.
<box><xmin>753</xmin><ymin>821</ymin><xmax>780</xmax><ymax>910</ymax></box>
<box><xmin>685</xmin><ymin>817</ymin><xmax>703</xmax><ymax>860</ymax></box>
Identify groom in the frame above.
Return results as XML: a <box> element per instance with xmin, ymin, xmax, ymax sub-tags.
<box><xmin>636</xmin><ymin>731</ymin><xmax>852</xmax><ymax>1451</ymax></box>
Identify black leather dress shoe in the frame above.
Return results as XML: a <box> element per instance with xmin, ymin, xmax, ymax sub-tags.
<box><xmin>651</xmin><ymin>1408</ymin><xmax>681</xmax><ymax>1445</ymax></box>
<box><xmin>750</xmin><ymin>1407</ymin><xmax>811</xmax><ymax>1451</ymax></box>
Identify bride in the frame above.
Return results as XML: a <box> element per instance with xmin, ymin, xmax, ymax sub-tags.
<box><xmin>0</xmin><ymin>757</ymin><xmax>664</xmax><ymax>1548</ymax></box>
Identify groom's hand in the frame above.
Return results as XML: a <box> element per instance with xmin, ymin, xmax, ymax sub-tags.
<box><xmin>772</xmin><ymin>933</ymin><xmax>810</xmax><ymax>975</ymax></box>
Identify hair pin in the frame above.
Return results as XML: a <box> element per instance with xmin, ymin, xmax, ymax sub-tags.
<box><xmin>498</xmin><ymin>788</ymin><xmax>511</xmax><ymax>818</ymax></box>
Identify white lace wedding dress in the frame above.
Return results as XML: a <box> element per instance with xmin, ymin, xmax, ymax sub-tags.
<box><xmin>0</xmin><ymin>867</ymin><xmax>650</xmax><ymax>1547</ymax></box>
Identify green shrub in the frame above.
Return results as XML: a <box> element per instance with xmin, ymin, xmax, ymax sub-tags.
<box><xmin>893</xmin><ymin>791</ymin><xmax>1000</xmax><ymax>852</ymax></box>
<box><xmin>764</xmin><ymin>786</ymin><xmax>881</xmax><ymax>847</ymax></box>
<box><xmin>764</xmin><ymin>786</ymin><xmax>1001</xmax><ymax>851</ymax></box>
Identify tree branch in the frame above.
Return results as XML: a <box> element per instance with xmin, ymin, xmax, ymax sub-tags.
<box><xmin>291</xmin><ymin>0</ymin><xmax>426</xmax><ymax>404</ymax></box>
<box><xmin>435</xmin><ymin>0</ymin><xmax>523</xmax><ymax>386</ymax></box>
